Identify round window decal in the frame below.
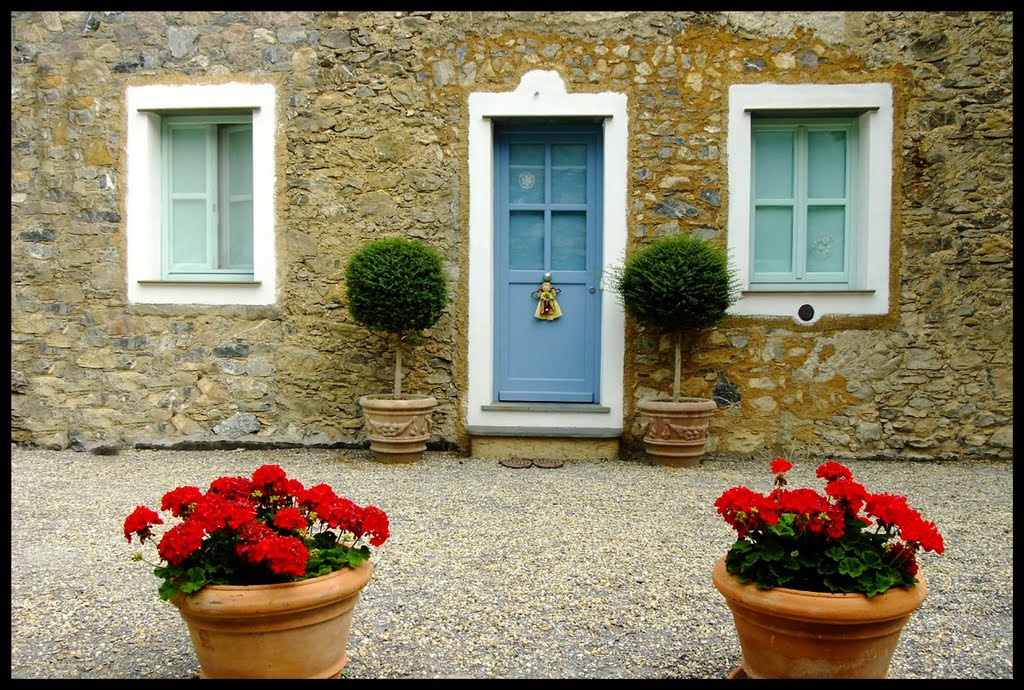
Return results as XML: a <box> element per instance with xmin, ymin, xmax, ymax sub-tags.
<box><xmin>518</xmin><ymin>171</ymin><xmax>536</xmax><ymax>190</ymax></box>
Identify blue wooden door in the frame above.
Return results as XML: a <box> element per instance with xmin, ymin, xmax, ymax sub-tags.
<box><xmin>493</xmin><ymin>121</ymin><xmax>603</xmax><ymax>402</ymax></box>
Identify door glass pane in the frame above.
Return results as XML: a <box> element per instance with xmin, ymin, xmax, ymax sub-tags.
<box><xmin>170</xmin><ymin>127</ymin><xmax>207</xmax><ymax>194</ymax></box>
<box><xmin>551</xmin><ymin>144</ymin><xmax>586</xmax><ymax>204</ymax></box>
<box><xmin>753</xmin><ymin>206</ymin><xmax>793</xmax><ymax>273</ymax></box>
<box><xmin>171</xmin><ymin>199</ymin><xmax>208</xmax><ymax>265</ymax></box>
<box><xmin>508</xmin><ymin>144</ymin><xmax>545</xmax><ymax>204</ymax></box>
<box><xmin>753</xmin><ymin>130</ymin><xmax>793</xmax><ymax>200</ymax></box>
<box><xmin>509</xmin><ymin>211</ymin><xmax>544</xmax><ymax>269</ymax></box>
<box><xmin>806</xmin><ymin>206</ymin><xmax>845</xmax><ymax>273</ymax></box>
<box><xmin>807</xmin><ymin>130</ymin><xmax>846</xmax><ymax>199</ymax></box>
<box><xmin>551</xmin><ymin>212</ymin><xmax>586</xmax><ymax>270</ymax></box>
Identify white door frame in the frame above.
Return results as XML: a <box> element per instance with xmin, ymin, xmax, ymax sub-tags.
<box><xmin>466</xmin><ymin>70</ymin><xmax>627</xmax><ymax>435</ymax></box>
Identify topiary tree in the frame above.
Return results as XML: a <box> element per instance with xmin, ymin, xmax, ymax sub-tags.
<box><xmin>344</xmin><ymin>237</ymin><xmax>449</xmax><ymax>397</ymax></box>
<box><xmin>609</xmin><ymin>233</ymin><xmax>739</xmax><ymax>401</ymax></box>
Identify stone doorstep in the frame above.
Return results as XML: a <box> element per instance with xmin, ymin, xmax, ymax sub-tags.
<box><xmin>468</xmin><ymin>435</ymin><xmax>621</xmax><ymax>462</ymax></box>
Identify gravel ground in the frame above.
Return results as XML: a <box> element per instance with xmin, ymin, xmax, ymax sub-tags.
<box><xmin>9</xmin><ymin>447</ymin><xmax>1013</xmax><ymax>679</ymax></box>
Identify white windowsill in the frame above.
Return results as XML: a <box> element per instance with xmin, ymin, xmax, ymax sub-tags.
<box><xmin>137</xmin><ymin>280</ymin><xmax>261</xmax><ymax>286</ymax></box>
<box><xmin>741</xmin><ymin>289</ymin><xmax>876</xmax><ymax>295</ymax></box>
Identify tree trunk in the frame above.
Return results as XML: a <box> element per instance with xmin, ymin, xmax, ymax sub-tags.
<box><xmin>673</xmin><ymin>332</ymin><xmax>681</xmax><ymax>402</ymax></box>
<box><xmin>393</xmin><ymin>336</ymin><xmax>403</xmax><ymax>397</ymax></box>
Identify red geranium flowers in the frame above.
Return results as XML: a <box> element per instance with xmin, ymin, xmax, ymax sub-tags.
<box><xmin>715</xmin><ymin>458</ymin><xmax>944</xmax><ymax>596</ymax></box>
<box><xmin>124</xmin><ymin>464</ymin><xmax>390</xmax><ymax>600</ymax></box>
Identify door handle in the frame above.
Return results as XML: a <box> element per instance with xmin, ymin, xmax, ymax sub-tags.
<box><xmin>589</xmin><ymin>286</ymin><xmax>596</xmax><ymax>293</ymax></box>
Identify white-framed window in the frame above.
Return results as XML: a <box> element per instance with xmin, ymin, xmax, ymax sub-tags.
<box><xmin>125</xmin><ymin>83</ymin><xmax>276</xmax><ymax>305</ymax></box>
<box><xmin>727</xmin><ymin>83</ymin><xmax>894</xmax><ymax>324</ymax></box>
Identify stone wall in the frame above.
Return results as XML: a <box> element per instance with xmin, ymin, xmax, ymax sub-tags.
<box><xmin>10</xmin><ymin>11</ymin><xmax>1013</xmax><ymax>460</ymax></box>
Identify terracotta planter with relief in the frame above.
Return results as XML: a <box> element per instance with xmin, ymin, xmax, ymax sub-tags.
<box><xmin>637</xmin><ymin>397</ymin><xmax>717</xmax><ymax>467</ymax></box>
<box><xmin>359</xmin><ymin>393</ymin><xmax>437</xmax><ymax>463</ymax></box>
<box><xmin>171</xmin><ymin>561</ymin><xmax>373</xmax><ymax>679</ymax></box>
<box><xmin>712</xmin><ymin>556</ymin><xmax>927</xmax><ymax>678</ymax></box>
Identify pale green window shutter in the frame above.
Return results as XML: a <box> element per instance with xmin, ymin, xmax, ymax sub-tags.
<box><xmin>161</xmin><ymin>114</ymin><xmax>254</xmax><ymax>281</ymax></box>
<box><xmin>752</xmin><ymin>129</ymin><xmax>795</xmax><ymax>276</ymax></box>
<box><xmin>164</xmin><ymin>123</ymin><xmax>215</xmax><ymax>273</ymax></box>
<box><xmin>220</xmin><ymin>124</ymin><xmax>254</xmax><ymax>270</ymax></box>
<box><xmin>750</xmin><ymin>117</ymin><xmax>856</xmax><ymax>290</ymax></box>
<box><xmin>804</xmin><ymin>128</ymin><xmax>849</xmax><ymax>276</ymax></box>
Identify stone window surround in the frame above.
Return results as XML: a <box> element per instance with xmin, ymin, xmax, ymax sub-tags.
<box><xmin>726</xmin><ymin>82</ymin><xmax>894</xmax><ymax>325</ymax></box>
<box><xmin>124</xmin><ymin>82</ymin><xmax>277</xmax><ymax>306</ymax></box>
<box><xmin>466</xmin><ymin>70</ymin><xmax>628</xmax><ymax>436</ymax></box>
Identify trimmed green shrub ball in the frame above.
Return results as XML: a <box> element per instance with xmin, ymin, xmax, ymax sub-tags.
<box><xmin>345</xmin><ymin>238</ymin><xmax>448</xmax><ymax>334</ymax></box>
<box><xmin>613</xmin><ymin>234</ymin><xmax>737</xmax><ymax>332</ymax></box>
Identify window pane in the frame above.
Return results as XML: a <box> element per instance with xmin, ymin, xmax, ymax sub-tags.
<box><xmin>221</xmin><ymin>125</ymin><xmax>254</xmax><ymax>270</ymax></box>
<box><xmin>806</xmin><ymin>206</ymin><xmax>846</xmax><ymax>273</ymax></box>
<box><xmin>508</xmin><ymin>144</ymin><xmax>545</xmax><ymax>204</ymax></box>
<box><xmin>225</xmin><ymin>200</ymin><xmax>254</xmax><ymax>269</ymax></box>
<box><xmin>170</xmin><ymin>128</ymin><xmax>207</xmax><ymax>194</ymax></box>
<box><xmin>807</xmin><ymin>130</ymin><xmax>846</xmax><ymax>199</ymax></box>
<box><xmin>753</xmin><ymin>130</ymin><xmax>793</xmax><ymax>199</ymax></box>
<box><xmin>551</xmin><ymin>212</ymin><xmax>586</xmax><ymax>270</ymax></box>
<box><xmin>224</xmin><ymin>126</ymin><xmax>253</xmax><ymax>195</ymax></box>
<box><xmin>509</xmin><ymin>211</ymin><xmax>544</xmax><ymax>269</ymax></box>
<box><xmin>753</xmin><ymin>206</ymin><xmax>793</xmax><ymax>273</ymax></box>
<box><xmin>171</xmin><ymin>199</ymin><xmax>209</xmax><ymax>265</ymax></box>
<box><xmin>551</xmin><ymin>144</ymin><xmax>586</xmax><ymax>204</ymax></box>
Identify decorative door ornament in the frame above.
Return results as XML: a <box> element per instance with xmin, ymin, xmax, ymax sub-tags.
<box><xmin>532</xmin><ymin>273</ymin><xmax>563</xmax><ymax>320</ymax></box>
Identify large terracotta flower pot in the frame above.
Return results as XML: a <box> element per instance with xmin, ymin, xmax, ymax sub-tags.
<box><xmin>171</xmin><ymin>561</ymin><xmax>373</xmax><ymax>679</ymax></box>
<box><xmin>636</xmin><ymin>397</ymin><xmax>717</xmax><ymax>467</ymax></box>
<box><xmin>711</xmin><ymin>556</ymin><xmax>927</xmax><ymax>678</ymax></box>
<box><xmin>359</xmin><ymin>393</ymin><xmax>437</xmax><ymax>463</ymax></box>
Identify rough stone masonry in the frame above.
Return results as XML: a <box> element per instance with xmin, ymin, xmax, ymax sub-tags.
<box><xmin>10</xmin><ymin>11</ymin><xmax>1013</xmax><ymax>461</ymax></box>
